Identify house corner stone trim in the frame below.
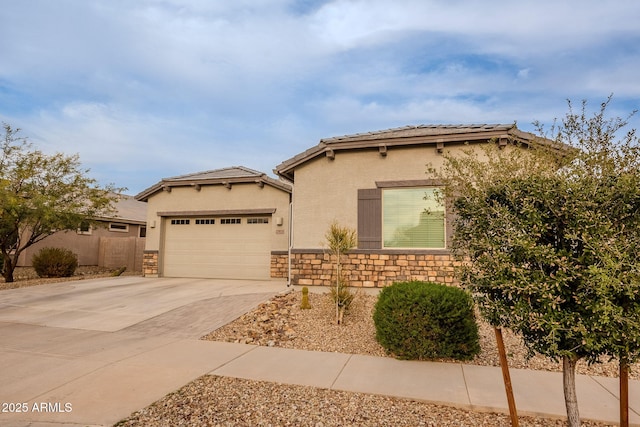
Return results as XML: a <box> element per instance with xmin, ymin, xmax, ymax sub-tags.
<box><xmin>143</xmin><ymin>250</ymin><xmax>159</xmax><ymax>277</ymax></box>
<box><xmin>270</xmin><ymin>251</ymin><xmax>289</xmax><ymax>279</ymax></box>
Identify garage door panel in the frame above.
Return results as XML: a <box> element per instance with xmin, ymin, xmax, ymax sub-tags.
<box><xmin>166</xmin><ymin>253</ymin><xmax>268</xmax><ymax>265</ymax></box>
<box><xmin>163</xmin><ymin>218</ymin><xmax>271</xmax><ymax>279</ymax></box>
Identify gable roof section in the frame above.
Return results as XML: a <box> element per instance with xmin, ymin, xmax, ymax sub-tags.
<box><xmin>109</xmin><ymin>194</ymin><xmax>148</xmax><ymax>224</ymax></box>
<box><xmin>91</xmin><ymin>193</ymin><xmax>147</xmax><ymax>225</ymax></box>
<box><xmin>274</xmin><ymin>124</ymin><xmax>545</xmax><ymax>181</ymax></box>
<box><xmin>135</xmin><ymin>166</ymin><xmax>292</xmax><ymax>202</ymax></box>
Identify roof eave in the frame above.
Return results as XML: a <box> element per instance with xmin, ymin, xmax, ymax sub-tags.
<box><xmin>94</xmin><ymin>216</ymin><xmax>147</xmax><ymax>225</ymax></box>
<box><xmin>275</xmin><ymin>126</ymin><xmax>528</xmax><ymax>181</ymax></box>
<box><xmin>135</xmin><ymin>175</ymin><xmax>291</xmax><ymax>201</ymax></box>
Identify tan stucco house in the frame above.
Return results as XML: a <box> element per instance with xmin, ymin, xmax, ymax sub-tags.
<box><xmin>135</xmin><ymin>166</ymin><xmax>291</xmax><ymax>280</ymax></box>
<box><xmin>18</xmin><ymin>194</ymin><xmax>147</xmax><ymax>271</ymax></box>
<box><xmin>274</xmin><ymin>124</ymin><xmax>543</xmax><ymax>288</ymax></box>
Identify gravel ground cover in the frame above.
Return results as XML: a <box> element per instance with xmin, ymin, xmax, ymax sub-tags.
<box><xmin>115</xmin><ymin>375</ymin><xmax>608</xmax><ymax>427</ymax></box>
<box><xmin>203</xmin><ymin>290</ymin><xmax>638</xmax><ymax>380</ymax></box>
<box><xmin>117</xmin><ymin>289</ymin><xmax>629</xmax><ymax>426</ymax></box>
<box><xmin>0</xmin><ymin>266</ymin><xmax>138</xmax><ymax>290</ymax></box>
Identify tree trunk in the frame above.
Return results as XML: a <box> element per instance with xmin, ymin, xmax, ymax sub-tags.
<box><xmin>494</xmin><ymin>327</ymin><xmax>519</xmax><ymax>426</ymax></box>
<box><xmin>620</xmin><ymin>358</ymin><xmax>629</xmax><ymax>427</ymax></box>
<box><xmin>3</xmin><ymin>255</ymin><xmax>15</xmax><ymax>283</ymax></box>
<box><xmin>335</xmin><ymin>253</ymin><xmax>340</xmax><ymax>324</ymax></box>
<box><xmin>563</xmin><ymin>354</ymin><xmax>580</xmax><ymax>427</ymax></box>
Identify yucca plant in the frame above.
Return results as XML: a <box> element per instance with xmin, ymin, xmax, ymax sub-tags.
<box><xmin>325</xmin><ymin>222</ymin><xmax>357</xmax><ymax>324</ymax></box>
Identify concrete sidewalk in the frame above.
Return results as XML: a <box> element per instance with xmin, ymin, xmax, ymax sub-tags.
<box><xmin>1</xmin><ymin>333</ymin><xmax>638</xmax><ymax>426</ymax></box>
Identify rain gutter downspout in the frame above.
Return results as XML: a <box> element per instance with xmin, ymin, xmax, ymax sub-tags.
<box><xmin>287</xmin><ymin>200</ymin><xmax>293</xmax><ymax>287</ymax></box>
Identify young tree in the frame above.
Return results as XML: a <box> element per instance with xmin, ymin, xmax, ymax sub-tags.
<box><xmin>431</xmin><ymin>98</ymin><xmax>640</xmax><ymax>427</ymax></box>
<box><xmin>325</xmin><ymin>221</ymin><xmax>357</xmax><ymax>324</ymax></box>
<box><xmin>0</xmin><ymin>124</ymin><xmax>119</xmax><ymax>282</ymax></box>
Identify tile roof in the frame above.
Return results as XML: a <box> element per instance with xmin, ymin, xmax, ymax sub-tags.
<box><xmin>109</xmin><ymin>194</ymin><xmax>147</xmax><ymax>224</ymax></box>
<box><xmin>165</xmin><ymin>166</ymin><xmax>265</xmax><ymax>181</ymax></box>
<box><xmin>319</xmin><ymin>124</ymin><xmax>514</xmax><ymax>144</ymax></box>
<box><xmin>135</xmin><ymin>166</ymin><xmax>291</xmax><ymax>201</ymax></box>
<box><xmin>275</xmin><ymin>123</ymin><xmax>539</xmax><ymax>181</ymax></box>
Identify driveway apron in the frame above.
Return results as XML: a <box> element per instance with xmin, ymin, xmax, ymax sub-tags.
<box><xmin>0</xmin><ymin>276</ymin><xmax>286</xmax><ymax>426</ymax></box>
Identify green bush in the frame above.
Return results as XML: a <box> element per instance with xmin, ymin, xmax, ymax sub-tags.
<box><xmin>111</xmin><ymin>266</ymin><xmax>127</xmax><ymax>276</ymax></box>
<box><xmin>373</xmin><ymin>281</ymin><xmax>480</xmax><ymax>361</ymax></box>
<box><xmin>32</xmin><ymin>247</ymin><xmax>78</xmax><ymax>278</ymax></box>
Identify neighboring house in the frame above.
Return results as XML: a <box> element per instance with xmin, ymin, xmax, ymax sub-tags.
<box><xmin>18</xmin><ymin>194</ymin><xmax>147</xmax><ymax>271</ymax></box>
<box><xmin>135</xmin><ymin>166</ymin><xmax>291</xmax><ymax>280</ymax></box>
<box><xmin>274</xmin><ymin>124</ymin><xmax>543</xmax><ymax>288</ymax></box>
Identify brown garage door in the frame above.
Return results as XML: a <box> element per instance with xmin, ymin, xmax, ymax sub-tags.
<box><xmin>162</xmin><ymin>216</ymin><xmax>271</xmax><ymax>279</ymax></box>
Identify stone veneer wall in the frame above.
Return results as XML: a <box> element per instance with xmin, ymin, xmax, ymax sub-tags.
<box><xmin>271</xmin><ymin>251</ymin><xmax>289</xmax><ymax>278</ymax></box>
<box><xmin>271</xmin><ymin>250</ymin><xmax>459</xmax><ymax>288</ymax></box>
<box><xmin>148</xmin><ymin>250</ymin><xmax>454</xmax><ymax>286</ymax></box>
<box><xmin>143</xmin><ymin>250</ymin><xmax>159</xmax><ymax>277</ymax></box>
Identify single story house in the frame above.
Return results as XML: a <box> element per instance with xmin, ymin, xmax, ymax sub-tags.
<box><xmin>135</xmin><ymin>166</ymin><xmax>291</xmax><ymax>280</ymax></box>
<box><xmin>18</xmin><ymin>193</ymin><xmax>147</xmax><ymax>271</ymax></box>
<box><xmin>135</xmin><ymin>124</ymin><xmax>545</xmax><ymax>287</ymax></box>
<box><xmin>274</xmin><ymin>124</ymin><xmax>543</xmax><ymax>287</ymax></box>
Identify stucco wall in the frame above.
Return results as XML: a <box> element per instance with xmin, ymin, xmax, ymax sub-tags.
<box><xmin>18</xmin><ymin>222</ymin><xmax>145</xmax><ymax>267</ymax></box>
<box><xmin>144</xmin><ymin>182</ymin><xmax>291</xmax><ymax>254</ymax></box>
<box><xmin>291</xmin><ymin>144</ymin><xmax>478</xmax><ymax>249</ymax></box>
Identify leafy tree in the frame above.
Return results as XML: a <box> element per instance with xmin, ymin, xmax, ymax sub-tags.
<box><xmin>430</xmin><ymin>98</ymin><xmax>640</xmax><ymax>426</ymax></box>
<box><xmin>0</xmin><ymin>123</ymin><xmax>119</xmax><ymax>282</ymax></box>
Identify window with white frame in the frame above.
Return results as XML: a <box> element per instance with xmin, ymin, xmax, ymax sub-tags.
<box><xmin>109</xmin><ymin>222</ymin><xmax>129</xmax><ymax>232</ymax></box>
<box><xmin>382</xmin><ymin>187</ymin><xmax>445</xmax><ymax>248</ymax></box>
<box><xmin>77</xmin><ymin>220</ymin><xmax>92</xmax><ymax>235</ymax></box>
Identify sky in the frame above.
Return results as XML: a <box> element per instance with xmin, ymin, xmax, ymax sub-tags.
<box><xmin>1</xmin><ymin>0</ymin><xmax>639</xmax><ymax>196</ymax></box>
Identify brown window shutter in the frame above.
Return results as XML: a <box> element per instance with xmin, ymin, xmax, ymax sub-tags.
<box><xmin>357</xmin><ymin>188</ymin><xmax>382</xmax><ymax>249</ymax></box>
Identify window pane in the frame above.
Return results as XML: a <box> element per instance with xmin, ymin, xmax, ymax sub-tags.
<box><xmin>383</xmin><ymin>188</ymin><xmax>445</xmax><ymax>248</ymax></box>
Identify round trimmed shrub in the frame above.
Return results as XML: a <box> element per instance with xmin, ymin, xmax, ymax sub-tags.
<box><xmin>373</xmin><ymin>281</ymin><xmax>480</xmax><ymax>361</ymax></box>
<box><xmin>32</xmin><ymin>247</ymin><xmax>78</xmax><ymax>278</ymax></box>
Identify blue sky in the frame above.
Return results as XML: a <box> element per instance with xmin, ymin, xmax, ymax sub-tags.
<box><xmin>1</xmin><ymin>0</ymin><xmax>639</xmax><ymax>195</ymax></box>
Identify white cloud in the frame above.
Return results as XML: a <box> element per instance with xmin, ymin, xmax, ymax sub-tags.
<box><xmin>0</xmin><ymin>0</ymin><xmax>638</xmax><ymax>195</ymax></box>
<box><xmin>310</xmin><ymin>0</ymin><xmax>640</xmax><ymax>55</ymax></box>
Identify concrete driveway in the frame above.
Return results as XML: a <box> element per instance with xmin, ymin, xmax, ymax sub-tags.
<box><xmin>0</xmin><ymin>276</ymin><xmax>287</xmax><ymax>426</ymax></box>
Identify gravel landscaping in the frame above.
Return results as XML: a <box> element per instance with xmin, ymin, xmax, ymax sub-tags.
<box><xmin>203</xmin><ymin>290</ymin><xmax>638</xmax><ymax>380</ymax></box>
<box><xmin>117</xmin><ymin>289</ymin><xmax>630</xmax><ymax>426</ymax></box>
<box><xmin>115</xmin><ymin>375</ymin><xmax>601</xmax><ymax>427</ymax></box>
<box><xmin>0</xmin><ymin>266</ymin><xmax>139</xmax><ymax>290</ymax></box>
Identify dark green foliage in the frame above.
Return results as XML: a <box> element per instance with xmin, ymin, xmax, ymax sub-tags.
<box><xmin>32</xmin><ymin>247</ymin><xmax>78</xmax><ymax>278</ymax></box>
<box><xmin>373</xmin><ymin>281</ymin><xmax>480</xmax><ymax>360</ymax></box>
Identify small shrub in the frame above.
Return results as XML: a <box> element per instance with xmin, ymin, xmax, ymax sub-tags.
<box><xmin>373</xmin><ymin>281</ymin><xmax>480</xmax><ymax>361</ymax></box>
<box><xmin>111</xmin><ymin>266</ymin><xmax>127</xmax><ymax>276</ymax></box>
<box><xmin>32</xmin><ymin>247</ymin><xmax>78</xmax><ymax>278</ymax></box>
